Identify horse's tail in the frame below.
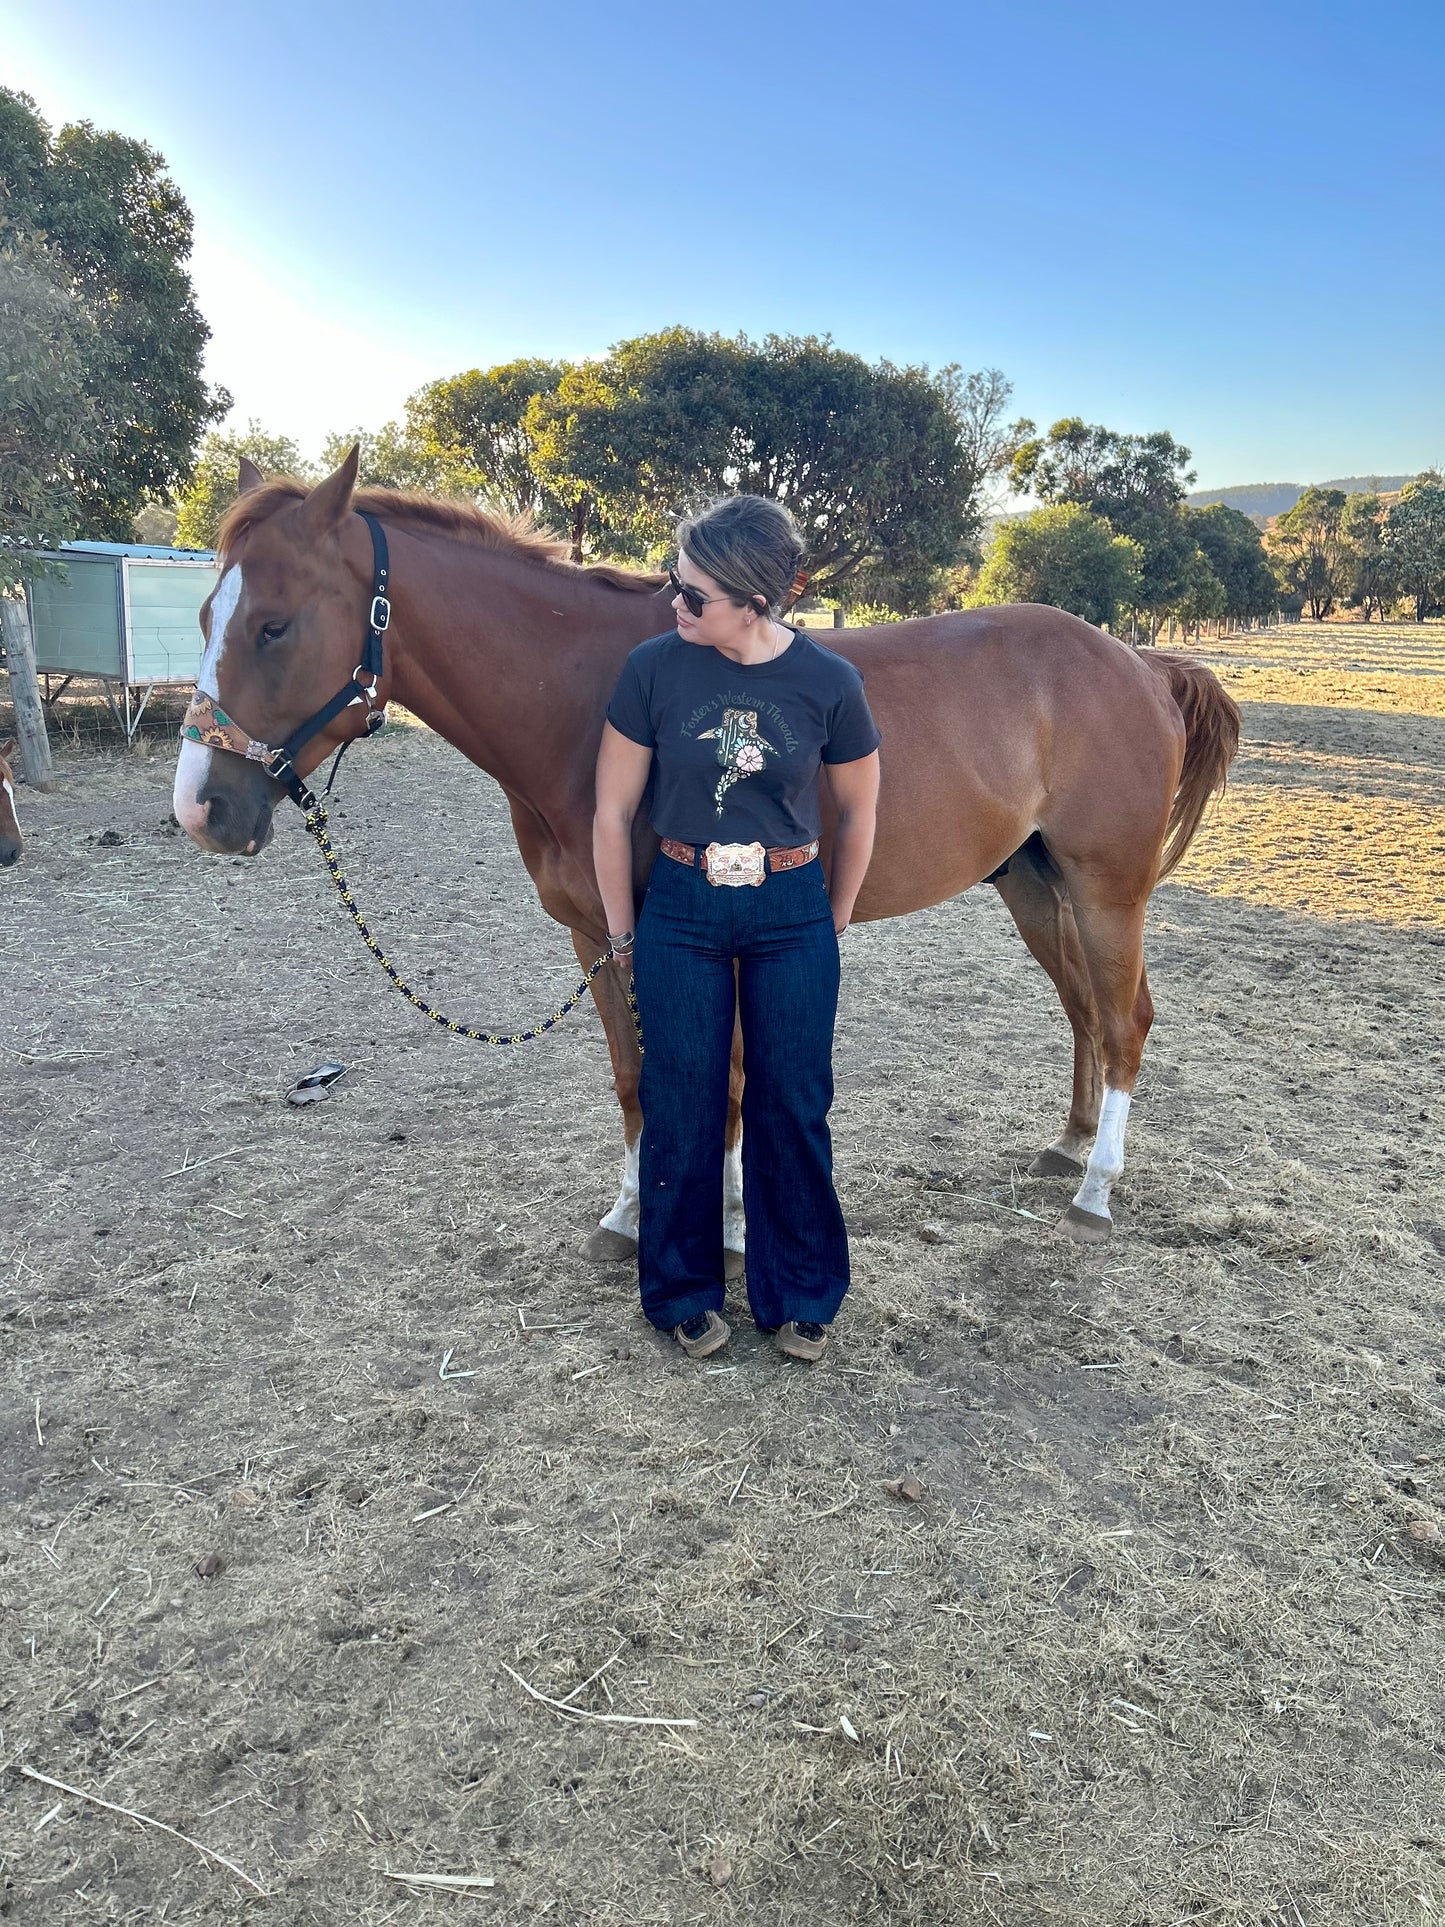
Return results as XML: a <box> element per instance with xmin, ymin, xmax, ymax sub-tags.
<box><xmin>1136</xmin><ymin>651</ymin><xmax>1242</xmax><ymax>880</ymax></box>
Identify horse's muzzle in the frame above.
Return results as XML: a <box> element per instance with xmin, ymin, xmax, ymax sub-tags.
<box><xmin>190</xmin><ymin>762</ymin><xmax>278</xmax><ymax>856</ymax></box>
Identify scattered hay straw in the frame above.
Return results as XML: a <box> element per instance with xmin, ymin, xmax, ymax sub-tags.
<box><xmin>18</xmin><ymin>1765</ymin><xmax>267</xmax><ymax>1895</ymax></box>
<box><xmin>500</xmin><ymin>1659</ymin><xmax>699</xmax><ymax>1730</ymax></box>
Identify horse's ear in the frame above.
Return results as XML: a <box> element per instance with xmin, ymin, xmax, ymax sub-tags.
<box><xmin>238</xmin><ymin>456</ymin><xmax>266</xmax><ymax>494</ymax></box>
<box><xmin>0</xmin><ymin>737</ymin><xmax>16</xmax><ymax>759</ymax></box>
<box><xmin>298</xmin><ymin>445</ymin><xmax>359</xmax><ymax>535</ymax></box>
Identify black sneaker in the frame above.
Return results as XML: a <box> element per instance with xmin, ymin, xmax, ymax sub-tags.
<box><xmin>673</xmin><ymin>1310</ymin><xmax>730</xmax><ymax>1359</ymax></box>
<box><xmin>775</xmin><ymin>1320</ymin><xmax>829</xmax><ymax>1361</ymax></box>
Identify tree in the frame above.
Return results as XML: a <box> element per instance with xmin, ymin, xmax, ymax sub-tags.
<box><xmin>528</xmin><ymin>328</ymin><xmax>1026</xmax><ymax>603</ymax></box>
<box><xmin>968</xmin><ymin>504</ymin><xmax>1143</xmax><ymax>627</ymax></box>
<box><xmin>1010</xmin><ymin>417</ymin><xmax>1198</xmax><ymax>631</ymax></box>
<box><xmin>1186</xmin><ymin>503</ymin><xmax>1277</xmax><ymax>622</ymax></box>
<box><xmin>173</xmin><ymin>423</ymin><xmax>311</xmax><ymax>550</ymax></box>
<box><xmin>0</xmin><ymin>88</ymin><xmax>227</xmax><ymax>540</ymax></box>
<box><xmin>1167</xmin><ymin>543</ymin><xmax>1226</xmax><ymax>630</ymax></box>
<box><xmin>1340</xmin><ymin>492</ymin><xmax>1395</xmax><ymax>620</ymax></box>
<box><xmin>318</xmin><ymin>421</ymin><xmax>433</xmax><ymax>493</ymax></box>
<box><xmin>1383</xmin><ymin>481</ymin><xmax>1445</xmax><ymax>621</ymax></box>
<box><xmin>1269</xmin><ymin>487</ymin><xmax>1348</xmax><ymax>621</ymax></box>
<box><xmin>405</xmin><ymin>360</ymin><xmax>567</xmax><ymax>516</ymax></box>
<box><xmin>0</xmin><ymin>236</ymin><xmax>95</xmax><ymax>587</ymax></box>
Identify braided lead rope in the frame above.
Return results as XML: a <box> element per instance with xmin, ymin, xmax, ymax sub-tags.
<box><xmin>303</xmin><ymin>803</ymin><xmax>642</xmax><ymax>1050</ymax></box>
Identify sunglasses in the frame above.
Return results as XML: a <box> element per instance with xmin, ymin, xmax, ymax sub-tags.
<box><xmin>667</xmin><ymin>565</ymin><xmax>723</xmax><ymax>619</ymax></box>
<box><xmin>668</xmin><ymin>565</ymin><xmax>766</xmax><ymax>621</ymax></box>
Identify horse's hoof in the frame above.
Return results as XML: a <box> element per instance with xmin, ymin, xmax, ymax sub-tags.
<box><xmin>1061</xmin><ymin>1204</ymin><xmax>1113</xmax><ymax>1244</ymax></box>
<box><xmin>724</xmin><ymin>1248</ymin><xmax>746</xmax><ymax>1282</ymax></box>
<box><xmin>1031</xmin><ymin>1145</ymin><xmax>1086</xmax><ymax>1179</ymax></box>
<box><xmin>584</xmin><ymin>1226</ymin><xmax>638</xmax><ymax>1265</ymax></box>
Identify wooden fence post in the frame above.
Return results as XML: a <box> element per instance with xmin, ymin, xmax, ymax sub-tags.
<box><xmin>1</xmin><ymin>589</ymin><xmax>56</xmax><ymax>791</ymax></box>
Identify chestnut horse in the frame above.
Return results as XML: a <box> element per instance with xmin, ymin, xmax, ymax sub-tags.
<box><xmin>172</xmin><ymin>452</ymin><xmax>1239</xmax><ymax>1247</ymax></box>
<box><xmin>0</xmin><ymin>740</ymin><xmax>22</xmax><ymax>868</ymax></box>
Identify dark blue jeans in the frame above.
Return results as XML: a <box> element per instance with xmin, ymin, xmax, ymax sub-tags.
<box><xmin>633</xmin><ymin>851</ymin><xmax>849</xmax><ymax>1333</ymax></box>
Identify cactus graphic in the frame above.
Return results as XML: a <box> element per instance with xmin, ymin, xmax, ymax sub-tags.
<box><xmin>696</xmin><ymin>708</ymin><xmax>778</xmax><ymax>815</ymax></box>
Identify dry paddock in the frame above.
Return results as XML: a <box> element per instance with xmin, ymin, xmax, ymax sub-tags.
<box><xmin>1</xmin><ymin>619</ymin><xmax>1442</xmax><ymax>1927</ymax></box>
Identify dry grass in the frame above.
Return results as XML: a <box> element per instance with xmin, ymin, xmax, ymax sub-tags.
<box><xmin>1171</xmin><ymin>619</ymin><xmax>1445</xmax><ymax>930</ymax></box>
<box><xmin>1</xmin><ymin>623</ymin><xmax>1442</xmax><ymax>1925</ymax></box>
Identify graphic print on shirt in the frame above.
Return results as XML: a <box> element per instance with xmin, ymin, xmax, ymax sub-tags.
<box><xmin>695</xmin><ymin>707</ymin><xmax>778</xmax><ymax>816</ymax></box>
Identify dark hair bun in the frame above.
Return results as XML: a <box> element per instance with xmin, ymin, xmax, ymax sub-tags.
<box><xmin>676</xmin><ymin>496</ymin><xmax>805</xmax><ymax>615</ymax></box>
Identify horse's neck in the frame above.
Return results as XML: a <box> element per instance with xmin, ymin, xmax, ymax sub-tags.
<box><xmin>386</xmin><ymin>531</ymin><xmax>664</xmax><ymax>829</ymax></box>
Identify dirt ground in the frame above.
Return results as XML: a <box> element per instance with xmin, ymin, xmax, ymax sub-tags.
<box><xmin>1</xmin><ymin>620</ymin><xmax>1442</xmax><ymax>1926</ymax></box>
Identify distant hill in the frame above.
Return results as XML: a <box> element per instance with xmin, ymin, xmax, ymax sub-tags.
<box><xmin>1187</xmin><ymin>475</ymin><xmax>1415</xmax><ymax>519</ymax></box>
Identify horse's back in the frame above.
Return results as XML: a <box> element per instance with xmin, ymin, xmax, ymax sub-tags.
<box><xmin>832</xmin><ymin>604</ymin><xmax>1187</xmax><ymax>918</ymax></box>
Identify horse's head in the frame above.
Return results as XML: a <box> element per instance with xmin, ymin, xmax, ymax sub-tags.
<box><xmin>0</xmin><ymin>738</ymin><xmax>21</xmax><ymax>867</ymax></box>
<box><xmin>173</xmin><ymin>446</ymin><xmax>383</xmax><ymax>856</ymax></box>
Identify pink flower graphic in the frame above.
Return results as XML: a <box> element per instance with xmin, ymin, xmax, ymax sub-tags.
<box><xmin>735</xmin><ymin>743</ymin><xmax>764</xmax><ymax>774</ymax></box>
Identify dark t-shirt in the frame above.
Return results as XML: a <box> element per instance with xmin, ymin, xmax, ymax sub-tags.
<box><xmin>606</xmin><ymin>628</ymin><xmax>881</xmax><ymax>847</ymax></box>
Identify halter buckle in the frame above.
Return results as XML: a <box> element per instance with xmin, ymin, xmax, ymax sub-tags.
<box><xmin>369</xmin><ymin>594</ymin><xmax>391</xmax><ymax>632</ymax></box>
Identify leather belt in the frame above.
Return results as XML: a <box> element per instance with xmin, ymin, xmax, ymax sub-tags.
<box><xmin>661</xmin><ymin>837</ymin><xmax>820</xmax><ymax>888</ymax></box>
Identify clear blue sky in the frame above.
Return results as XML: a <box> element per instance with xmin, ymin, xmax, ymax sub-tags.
<box><xmin>8</xmin><ymin>0</ymin><xmax>1444</xmax><ymax>487</ymax></box>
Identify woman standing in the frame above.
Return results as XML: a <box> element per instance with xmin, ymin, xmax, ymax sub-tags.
<box><xmin>593</xmin><ymin>496</ymin><xmax>881</xmax><ymax>1362</ymax></box>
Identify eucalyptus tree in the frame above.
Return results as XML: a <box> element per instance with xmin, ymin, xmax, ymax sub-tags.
<box><xmin>0</xmin><ymin>86</ymin><xmax>226</xmax><ymax>540</ymax></box>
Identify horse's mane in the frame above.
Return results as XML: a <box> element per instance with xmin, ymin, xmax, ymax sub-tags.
<box><xmin>217</xmin><ymin>480</ymin><xmax>663</xmax><ymax>594</ymax></box>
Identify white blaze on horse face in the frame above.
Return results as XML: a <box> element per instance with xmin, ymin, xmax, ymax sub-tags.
<box><xmin>724</xmin><ymin>1131</ymin><xmax>746</xmax><ymax>1255</ymax></box>
<box><xmin>1072</xmin><ymin>1087</ymin><xmax>1131</xmax><ymax>1220</ymax></box>
<box><xmin>198</xmin><ymin>563</ymin><xmax>242</xmax><ymax>698</ymax></box>
<box><xmin>2</xmin><ymin>777</ymin><xmax>17</xmax><ymax>827</ymax></box>
<box><xmin>173</xmin><ymin>564</ymin><xmax>244</xmax><ymax>839</ymax></box>
<box><xmin>599</xmin><ymin>1134</ymin><xmax>641</xmax><ymax>1240</ymax></box>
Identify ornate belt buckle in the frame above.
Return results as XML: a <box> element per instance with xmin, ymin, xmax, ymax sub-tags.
<box><xmin>704</xmin><ymin>840</ymin><xmax>767</xmax><ymax>887</ymax></box>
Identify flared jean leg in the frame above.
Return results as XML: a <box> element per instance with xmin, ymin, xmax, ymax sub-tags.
<box><xmin>736</xmin><ymin>899</ymin><xmax>849</xmax><ymax>1330</ymax></box>
<box><xmin>633</xmin><ymin>877</ymin><xmax>737</xmax><ymax>1332</ymax></box>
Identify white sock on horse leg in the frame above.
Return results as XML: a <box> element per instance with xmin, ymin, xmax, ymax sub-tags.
<box><xmin>724</xmin><ymin>1130</ymin><xmax>745</xmax><ymax>1255</ymax></box>
<box><xmin>1071</xmin><ymin>1088</ymin><xmax>1131</xmax><ymax>1219</ymax></box>
<box><xmin>599</xmin><ymin>1136</ymin><xmax>640</xmax><ymax>1238</ymax></box>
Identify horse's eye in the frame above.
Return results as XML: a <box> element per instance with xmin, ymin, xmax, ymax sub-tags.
<box><xmin>259</xmin><ymin>622</ymin><xmax>289</xmax><ymax>646</ymax></box>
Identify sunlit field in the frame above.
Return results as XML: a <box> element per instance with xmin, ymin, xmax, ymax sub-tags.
<box><xmin>1169</xmin><ymin>619</ymin><xmax>1445</xmax><ymax>930</ymax></box>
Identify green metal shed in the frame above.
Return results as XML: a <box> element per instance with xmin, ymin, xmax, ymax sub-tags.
<box><xmin>24</xmin><ymin>541</ymin><xmax>217</xmax><ymax>736</ymax></box>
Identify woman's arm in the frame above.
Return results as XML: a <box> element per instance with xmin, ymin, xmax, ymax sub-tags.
<box><xmin>823</xmin><ymin>749</ymin><xmax>880</xmax><ymax>936</ymax></box>
<box><xmin>593</xmin><ymin>721</ymin><xmax>655</xmax><ymax>965</ymax></box>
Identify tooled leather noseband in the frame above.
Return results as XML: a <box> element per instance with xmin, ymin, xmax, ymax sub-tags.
<box><xmin>179</xmin><ymin>512</ymin><xmax>391</xmax><ymax>811</ymax></box>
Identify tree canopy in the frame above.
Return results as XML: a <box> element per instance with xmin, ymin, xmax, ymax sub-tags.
<box><xmin>1339</xmin><ymin>493</ymin><xmax>1394</xmax><ymax>621</ymax></box>
<box><xmin>1009</xmin><ymin>417</ymin><xmax>1204</xmax><ymax>623</ymax></box>
<box><xmin>527</xmin><ymin>328</ymin><xmax>1029</xmax><ymax>602</ymax></box>
<box><xmin>1186</xmin><ymin>503</ymin><xmax>1278</xmax><ymax>621</ymax></box>
<box><xmin>0</xmin><ymin>87</ymin><xmax>226</xmax><ymax>544</ymax></box>
<box><xmin>0</xmin><ymin>236</ymin><xmax>95</xmax><ymax>589</ymax></box>
<box><xmin>1382</xmin><ymin>481</ymin><xmax>1445</xmax><ymax>621</ymax></box>
<box><xmin>173</xmin><ymin>423</ymin><xmax>311</xmax><ymax>551</ymax></box>
<box><xmin>318</xmin><ymin>422</ymin><xmax>433</xmax><ymax>493</ymax></box>
<box><xmin>969</xmin><ymin>504</ymin><xmax>1143</xmax><ymax>627</ymax></box>
<box><xmin>404</xmin><ymin>360</ymin><xmax>567</xmax><ymax>517</ymax></box>
<box><xmin>1268</xmin><ymin>487</ymin><xmax>1349</xmax><ymax>621</ymax></box>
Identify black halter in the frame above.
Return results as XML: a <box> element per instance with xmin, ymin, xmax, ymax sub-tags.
<box><xmin>265</xmin><ymin>511</ymin><xmax>391</xmax><ymax>809</ymax></box>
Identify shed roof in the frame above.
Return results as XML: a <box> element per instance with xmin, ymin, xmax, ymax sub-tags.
<box><xmin>59</xmin><ymin>541</ymin><xmax>217</xmax><ymax>563</ymax></box>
